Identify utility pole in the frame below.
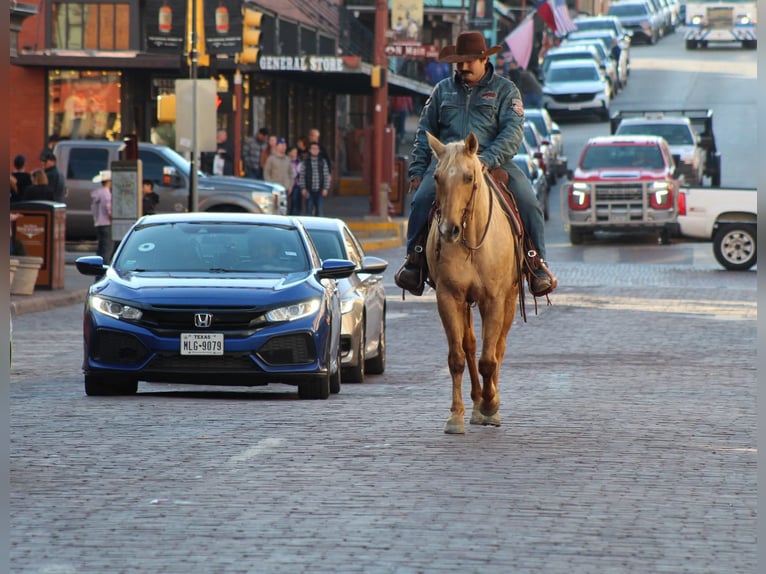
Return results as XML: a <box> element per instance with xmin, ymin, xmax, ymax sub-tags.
<box><xmin>370</xmin><ymin>0</ymin><xmax>389</xmax><ymax>217</ymax></box>
<box><xmin>188</xmin><ymin>0</ymin><xmax>201</xmax><ymax>212</ymax></box>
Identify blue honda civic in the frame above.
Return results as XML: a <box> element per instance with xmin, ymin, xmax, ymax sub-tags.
<box><xmin>75</xmin><ymin>213</ymin><xmax>355</xmax><ymax>399</ymax></box>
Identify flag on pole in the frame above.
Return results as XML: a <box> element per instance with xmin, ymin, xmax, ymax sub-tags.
<box><xmin>503</xmin><ymin>15</ymin><xmax>535</xmax><ymax>69</ymax></box>
<box><xmin>534</xmin><ymin>0</ymin><xmax>577</xmax><ymax>35</ymax></box>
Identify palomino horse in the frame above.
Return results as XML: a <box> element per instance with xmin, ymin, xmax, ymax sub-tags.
<box><xmin>425</xmin><ymin>132</ymin><xmax>521</xmax><ymax>434</ymax></box>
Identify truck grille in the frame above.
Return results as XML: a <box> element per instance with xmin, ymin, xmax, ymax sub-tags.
<box><xmin>708</xmin><ymin>7</ymin><xmax>733</xmax><ymax>29</ymax></box>
<box><xmin>593</xmin><ymin>183</ymin><xmax>645</xmax><ymax>222</ymax></box>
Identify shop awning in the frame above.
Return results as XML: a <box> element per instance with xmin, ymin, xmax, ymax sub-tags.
<box><xmin>252</xmin><ymin>56</ymin><xmax>433</xmax><ymax>97</ymax></box>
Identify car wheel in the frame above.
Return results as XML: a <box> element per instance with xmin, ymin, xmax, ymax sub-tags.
<box><xmin>330</xmin><ymin>352</ymin><xmax>342</xmax><ymax>394</ymax></box>
<box><xmin>343</xmin><ymin>328</ymin><xmax>365</xmax><ymax>383</ymax></box>
<box><xmin>713</xmin><ymin>223</ymin><xmax>757</xmax><ymax>271</ymax></box>
<box><xmin>299</xmin><ymin>371</ymin><xmax>330</xmax><ymax>399</ymax></box>
<box><xmin>84</xmin><ymin>374</ymin><xmax>138</xmax><ymax>396</ymax></box>
<box><xmin>364</xmin><ymin>315</ymin><xmax>386</xmax><ymax>375</ymax></box>
<box><xmin>569</xmin><ymin>228</ymin><xmax>585</xmax><ymax>245</ymax></box>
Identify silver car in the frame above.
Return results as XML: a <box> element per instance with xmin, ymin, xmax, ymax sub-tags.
<box><xmin>542</xmin><ymin>59</ymin><xmax>612</xmax><ymax>122</ymax></box>
<box><xmin>299</xmin><ymin>216</ymin><xmax>388</xmax><ymax>384</ymax></box>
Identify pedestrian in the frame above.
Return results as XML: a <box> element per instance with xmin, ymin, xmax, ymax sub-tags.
<box><xmin>40</xmin><ymin>149</ymin><xmax>65</xmax><ymax>202</ymax></box>
<box><xmin>611</xmin><ymin>38</ymin><xmax>623</xmax><ymax>92</ymax></box>
<box><xmin>287</xmin><ymin>145</ymin><xmax>303</xmax><ymax>215</ymax></box>
<box><xmin>295</xmin><ymin>136</ymin><xmax>309</xmax><ymax>161</ymax></box>
<box><xmin>263</xmin><ymin>137</ymin><xmax>295</xmax><ymax>207</ymax></box>
<box><xmin>11</xmin><ymin>155</ymin><xmax>32</xmax><ymax>199</ymax></box>
<box><xmin>90</xmin><ymin>169</ymin><xmax>113</xmax><ymax>262</ymax></box>
<box><xmin>307</xmin><ymin>128</ymin><xmax>331</xmax><ymax>171</ymax></box>
<box><xmin>299</xmin><ymin>141</ymin><xmax>331</xmax><ymax>217</ymax></box>
<box><xmin>23</xmin><ymin>169</ymin><xmax>55</xmax><ymax>201</ymax></box>
<box><xmin>389</xmin><ymin>95</ymin><xmax>414</xmax><ymax>145</ymax></box>
<box><xmin>203</xmin><ymin>129</ymin><xmax>234</xmax><ymax>175</ymax></box>
<box><xmin>518</xmin><ymin>65</ymin><xmax>544</xmax><ymax>109</ymax></box>
<box><xmin>394</xmin><ymin>31</ymin><xmax>557</xmax><ymax>297</ymax></box>
<box><xmin>142</xmin><ymin>179</ymin><xmax>159</xmax><ymax>215</ymax></box>
<box><xmin>242</xmin><ymin>127</ymin><xmax>269</xmax><ymax>178</ymax></box>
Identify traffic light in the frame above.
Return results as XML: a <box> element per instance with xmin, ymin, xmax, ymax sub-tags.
<box><xmin>371</xmin><ymin>65</ymin><xmax>386</xmax><ymax>88</ymax></box>
<box><xmin>240</xmin><ymin>6</ymin><xmax>263</xmax><ymax>65</ymax></box>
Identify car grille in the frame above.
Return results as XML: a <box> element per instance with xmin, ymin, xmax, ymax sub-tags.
<box><xmin>148</xmin><ymin>353</ymin><xmax>257</xmax><ymax>372</ymax></box>
<box><xmin>138</xmin><ymin>306</ymin><xmax>267</xmax><ymax>336</ymax></box>
<box><xmin>91</xmin><ymin>329</ymin><xmax>151</xmax><ymax>365</ymax></box>
<box><xmin>551</xmin><ymin>92</ymin><xmax>599</xmax><ymax>103</ymax></box>
<box><xmin>257</xmin><ymin>333</ymin><xmax>316</xmax><ymax>366</ymax></box>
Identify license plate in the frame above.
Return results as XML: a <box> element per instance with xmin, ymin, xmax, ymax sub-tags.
<box><xmin>180</xmin><ymin>333</ymin><xmax>224</xmax><ymax>355</ymax></box>
<box><xmin>568</xmin><ymin>104</ymin><xmax>582</xmax><ymax>110</ymax></box>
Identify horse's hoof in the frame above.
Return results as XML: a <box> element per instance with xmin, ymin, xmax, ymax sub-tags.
<box><xmin>469</xmin><ymin>406</ymin><xmax>484</xmax><ymax>425</ymax></box>
<box><xmin>481</xmin><ymin>412</ymin><xmax>501</xmax><ymax>427</ymax></box>
<box><xmin>444</xmin><ymin>416</ymin><xmax>466</xmax><ymax>434</ymax></box>
<box><xmin>480</xmin><ymin>399</ymin><xmax>500</xmax><ymax>418</ymax></box>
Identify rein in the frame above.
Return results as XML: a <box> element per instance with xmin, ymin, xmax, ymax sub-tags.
<box><xmin>459</xmin><ymin>165</ymin><xmax>493</xmax><ymax>251</ymax></box>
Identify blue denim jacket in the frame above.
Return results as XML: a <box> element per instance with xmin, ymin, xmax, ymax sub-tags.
<box><xmin>408</xmin><ymin>64</ymin><xmax>525</xmax><ymax>179</ymax></box>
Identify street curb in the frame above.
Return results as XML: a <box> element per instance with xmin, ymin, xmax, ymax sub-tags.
<box><xmin>11</xmin><ymin>288</ymin><xmax>89</xmax><ymax>317</ymax></box>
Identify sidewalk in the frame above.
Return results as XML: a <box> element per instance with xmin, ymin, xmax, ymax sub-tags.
<box><xmin>10</xmin><ymin>194</ymin><xmax>408</xmax><ymax>317</ymax></box>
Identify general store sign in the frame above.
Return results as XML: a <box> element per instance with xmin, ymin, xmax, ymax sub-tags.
<box><xmin>383</xmin><ymin>44</ymin><xmax>440</xmax><ymax>58</ymax></box>
<box><xmin>258</xmin><ymin>55</ymin><xmax>345</xmax><ymax>72</ymax></box>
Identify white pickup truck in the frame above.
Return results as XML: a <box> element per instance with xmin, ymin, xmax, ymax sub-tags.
<box><xmin>677</xmin><ymin>186</ymin><xmax>757</xmax><ymax>270</ymax></box>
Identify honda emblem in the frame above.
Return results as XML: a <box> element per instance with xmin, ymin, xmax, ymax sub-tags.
<box><xmin>194</xmin><ymin>313</ymin><xmax>213</xmax><ymax>328</ymax></box>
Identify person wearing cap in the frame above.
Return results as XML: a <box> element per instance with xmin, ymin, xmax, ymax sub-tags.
<box><xmin>90</xmin><ymin>170</ymin><xmax>113</xmax><ymax>262</ymax></box>
<box><xmin>40</xmin><ymin>149</ymin><xmax>65</xmax><ymax>203</ymax></box>
<box><xmin>394</xmin><ymin>30</ymin><xmax>557</xmax><ymax>298</ymax></box>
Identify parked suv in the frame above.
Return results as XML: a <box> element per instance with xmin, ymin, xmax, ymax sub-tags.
<box><xmin>608</xmin><ymin>0</ymin><xmax>663</xmax><ymax>44</ymax></box>
<box><xmin>54</xmin><ymin>140</ymin><xmax>287</xmax><ymax>239</ymax></box>
<box><xmin>542</xmin><ymin>59</ymin><xmax>612</xmax><ymax>121</ymax></box>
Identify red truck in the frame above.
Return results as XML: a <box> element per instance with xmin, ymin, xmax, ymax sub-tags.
<box><xmin>562</xmin><ymin>134</ymin><xmax>683</xmax><ymax>245</ymax></box>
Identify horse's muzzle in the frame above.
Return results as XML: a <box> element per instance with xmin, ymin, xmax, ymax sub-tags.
<box><xmin>438</xmin><ymin>220</ymin><xmax>462</xmax><ymax>243</ymax></box>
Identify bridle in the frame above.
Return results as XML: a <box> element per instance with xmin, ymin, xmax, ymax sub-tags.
<box><xmin>435</xmin><ymin>161</ymin><xmax>494</xmax><ymax>251</ymax></box>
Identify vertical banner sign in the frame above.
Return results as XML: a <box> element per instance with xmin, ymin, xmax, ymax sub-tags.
<box><xmin>204</xmin><ymin>0</ymin><xmax>244</xmax><ymax>55</ymax></box>
<box><xmin>471</xmin><ymin>0</ymin><xmax>494</xmax><ymax>29</ymax></box>
<box><xmin>111</xmin><ymin>161</ymin><xmax>143</xmax><ymax>241</ymax></box>
<box><xmin>391</xmin><ymin>0</ymin><xmax>423</xmax><ymax>44</ymax></box>
<box><xmin>145</xmin><ymin>0</ymin><xmax>187</xmax><ymax>53</ymax></box>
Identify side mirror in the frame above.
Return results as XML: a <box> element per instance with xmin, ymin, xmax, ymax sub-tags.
<box><xmin>317</xmin><ymin>258</ymin><xmax>356</xmax><ymax>280</ymax></box>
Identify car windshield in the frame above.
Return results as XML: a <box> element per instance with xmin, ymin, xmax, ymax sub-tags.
<box><xmin>304</xmin><ymin>228</ymin><xmax>346</xmax><ymax>261</ymax></box>
<box><xmin>574</xmin><ymin>20</ymin><xmax>617</xmax><ymax>33</ymax></box>
<box><xmin>114</xmin><ymin>222</ymin><xmax>309</xmax><ymax>273</ymax></box>
<box><xmin>526</xmin><ymin>113</ymin><xmax>549</xmax><ymax>138</ymax></box>
<box><xmin>609</xmin><ymin>3</ymin><xmax>649</xmax><ymax>16</ymax></box>
<box><xmin>616</xmin><ymin>123</ymin><xmax>694</xmax><ymax>145</ymax></box>
<box><xmin>581</xmin><ymin>144</ymin><xmax>665</xmax><ymax>169</ymax></box>
<box><xmin>565</xmin><ymin>40</ymin><xmax>609</xmax><ymax>61</ymax></box>
<box><xmin>547</xmin><ymin>65</ymin><xmax>600</xmax><ymax>83</ymax></box>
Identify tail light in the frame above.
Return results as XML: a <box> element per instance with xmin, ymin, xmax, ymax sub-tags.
<box><xmin>568</xmin><ymin>183</ymin><xmax>590</xmax><ymax>210</ymax></box>
<box><xmin>650</xmin><ymin>182</ymin><xmax>674</xmax><ymax>210</ymax></box>
<box><xmin>677</xmin><ymin>189</ymin><xmax>687</xmax><ymax>215</ymax></box>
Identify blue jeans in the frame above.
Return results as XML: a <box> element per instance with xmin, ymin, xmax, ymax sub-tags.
<box><xmin>289</xmin><ymin>185</ymin><xmax>303</xmax><ymax>215</ymax></box>
<box><xmin>95</xmin><ymin>225</ymin><xmax>112</xmax><ymax>262</ymax></box>
<box><xmin>407</xmin><ymin>161</ymin><xmax>547</xmax><ymax>260</ymax></box>
<box><xmin>305</xmin><ymin>191</ymin><xmax>324</xmax><ymax>217</ymax></box>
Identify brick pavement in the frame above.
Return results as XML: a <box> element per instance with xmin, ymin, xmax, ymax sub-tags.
<box><xmin>8</xmin><ymin>253</ymin><xmax>757</xmax><ymax>573</ymax></box>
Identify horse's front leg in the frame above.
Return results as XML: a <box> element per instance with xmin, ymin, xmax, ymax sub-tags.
<box><xmin>475</xmin><ymin>297</ymin><xmax>509</xmax><ymax>425</ymax></box>
<box><xmin>437</xmin><ymin>295</ymin><xmax>468</xmax><ymax>434</ymax></box>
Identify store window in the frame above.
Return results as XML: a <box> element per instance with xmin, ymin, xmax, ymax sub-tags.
<box><xmin>48</xmin><ymin>70</ymin><xmax>122</xmax><ymax>141</ymax></box>
<box><xmin>52</xmin><ymin>2</ymin><xmax>131</xmax><ymax>50</ymax></box>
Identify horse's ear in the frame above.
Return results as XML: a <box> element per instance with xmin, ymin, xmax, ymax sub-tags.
<box><xmin>427</xmin><ymin>132</ymin><xmax>446</xmax><ymax>159</ymax></box>
<box><xmin>465</xmin><ymin>133</ymin><xmax>479</xmax><ymax>156</ymax></box>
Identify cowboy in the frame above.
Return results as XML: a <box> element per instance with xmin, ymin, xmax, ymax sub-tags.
<box><xmin>395</xmin><ymin>31</ymin><xmax>557</xmax><ymax>297</ymax></box>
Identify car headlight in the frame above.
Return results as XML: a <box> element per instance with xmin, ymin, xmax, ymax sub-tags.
<box><xmin>690</xmin><ymin>15</ymin><xmax>704</xmax><ymax>26</ymax></box>
<box><xmin>265</xmin><ymin>298</ymin><xmax>321</xmax><ymax>322</ymax></box>
<box><xmin>735</xmin><ymin>15</ymin><xmax>752</xmax><ymax>25</ymax></box>
<box><xmin>90</xmin><ymin>295</ymin><xmax>143</xmax><ymax>320</ymax></box>
<box><xmin>252</xmin><ymin>192</ymin><xmax>275</xmax><ymax>213</ymax></box>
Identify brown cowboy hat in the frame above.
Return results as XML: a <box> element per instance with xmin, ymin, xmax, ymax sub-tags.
<box><xmin>438</xmin><ymin>31</ymin><xmax>503</xmax><ymax>63</ymax></box>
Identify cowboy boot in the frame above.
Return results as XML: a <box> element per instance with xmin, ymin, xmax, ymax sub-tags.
<box><xmin>529</xmin><ymin>259</ymin><xmax>558</xmax><ymax>297</ymax></box>
<box><xmin>394</xmin><ymin>245</ymin><xmax>425</xmax><ymax>296</ymax></box>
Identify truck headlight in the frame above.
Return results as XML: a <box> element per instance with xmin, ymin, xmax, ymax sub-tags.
<box><xmin>690</xmin><ymin>15</ymin><xmax>704</xmax><ymax>26</ymax></box>
<box><xmin>649</xmin><ymin>182</ymin><xmax>674</xmax><ymax>209</ymax></box>
<box><xmin>568</xmin><ymin>183</ymin><xmax>591</xmax><ymax>210</ymax></box>
<box><xmin>252</xmin><ymin>192</ymin><xmax>275</xmax><ymax>213</ymax></box>
<box><xmin>735</xmin><ymin>15</ymin><xmax>752</xmax><ymax>25</ymax></box>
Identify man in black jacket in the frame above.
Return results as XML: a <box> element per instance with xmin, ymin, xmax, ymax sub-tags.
<box><xmin>40</xmin><ymin>150</ymin><xmax>65</xmax><ymax>203</ymax></box>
